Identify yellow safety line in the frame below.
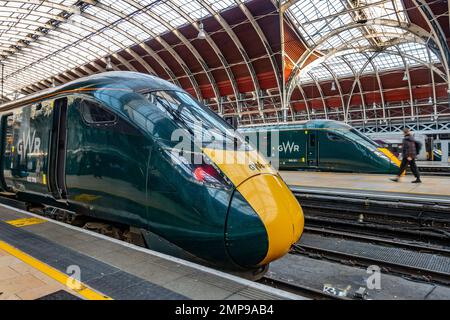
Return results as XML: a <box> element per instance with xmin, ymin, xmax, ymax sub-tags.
<box><xmin>0</xmin><ymin>240</ymin><xmax>112</xmax><ymax>300</ymax></box>
<box><xmin>6</xmin><ymin>217</ymin><xmax>47</xmax><ymax>227</ymax></box>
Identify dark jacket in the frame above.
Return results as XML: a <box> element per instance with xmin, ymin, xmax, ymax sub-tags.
<box><xmin>402</xmin><ymin>134</ymin><xmax>417</xmax><ymax>158</ymax></box>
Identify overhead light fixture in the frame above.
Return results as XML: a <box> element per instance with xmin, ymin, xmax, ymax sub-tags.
<box><xmin>52</xmin><ymin>78</ymin><xmax>56</xmax><ymax>88</ymax></box>
<box><xmin>402</xmin><ymin>71</ymin><xmax>408</xmax><ymax>81</ymax></box>
<box><xmin>372</xmin><ymin>102</ymin><xmax>377</xmax><ymax>109</ymax></box>
<box><xmin>428</xmin><ymin>97</ymin><xmax>433</xmax><ymax>104</ymax></box>
<box><xmin>106</xmin><ymin>56</ymin><xmax>113</xmax><ymax>71</ymax></box>
<box><xmin>331</xmin><ymin>82</ymin><xmax>336</xmax><ymax>91</ymax></box>
<box><xmin>197</xmin><ymin>22</ymin><xmax>206</xmax><ymax>40</ymax></box>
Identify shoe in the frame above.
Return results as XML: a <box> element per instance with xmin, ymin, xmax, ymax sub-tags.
<box><xmin>411</xmin><ymin>179</ymin><xmax>422</xmax><ymax>183</ymax></box>
<box><xmin>390</xmin><ymin>178</ymin><xmax>399</xmax><ymax>182</ymax></box>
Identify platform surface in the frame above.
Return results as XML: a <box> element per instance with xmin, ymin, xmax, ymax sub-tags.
<box><xmin>0</xmin><ymin>203</ymin><xmax>303</xmax><ymax>300</ymax></box>
<box><xmin>417</xmin><ymin>161</ymin><xmax>450</xmax><ymax>168</ymax></box>
<box><xmin>0</xmin><ymin>247</ymin><xmax>82</xmax><ymax>300</ymax></box>
<box><xmin>281</xmin><ymin>171</ymin><xmax>450</xmax><ymax>197</ymax></box>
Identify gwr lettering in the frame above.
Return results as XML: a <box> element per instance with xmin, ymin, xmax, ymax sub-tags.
<box><xmin>17</xmin><ymin>130</ymin><xmax>41</xmax><ymax>158</ymax></box>
<box><xmin>278</xmin><ymin>141</ymin><xmax>300</xmax><ymax>153</ymax></box>
<box><xmin>248</xmin><ymin>162</ymin><xmax>269</xmax><ymax>171</ymax></box>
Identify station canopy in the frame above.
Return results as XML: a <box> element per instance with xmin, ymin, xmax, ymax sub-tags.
<box><xmin>288</xmin><ymin>0</ymin><xmax>441</xmax><ymax>83</ymax></box>
<box><xmin>0</xmin><ymin>0</ymin><xmax>448</xmax><ymax>126</ymax></box>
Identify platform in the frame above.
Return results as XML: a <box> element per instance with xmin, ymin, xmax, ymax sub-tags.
<box><xmin>281</xmin><ymin>171</ymin><xmax>450</xmax><ymax>199</ymax></box>
<box><xmin>417</xmin><ymin>161</ymin><xmax>450</xmax><ymax>168</ymax></box>
<box><xmin>0</xmin><ymin>246</ymin><xmax>82</xmax><ymax>300</ymax></box>
<box><xmin>0</xmin><ymin>203</ymin><xmax>303</xmax><ymax>301</ymax></box>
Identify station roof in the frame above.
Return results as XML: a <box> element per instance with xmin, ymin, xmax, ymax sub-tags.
<box><xmin>0</xmin><ymin>0</ymin><xmax>448</xmax><ymax>126</ymax></box>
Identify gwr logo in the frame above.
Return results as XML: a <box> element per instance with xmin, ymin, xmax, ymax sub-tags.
<box><xmin>278</xmin><ymin>141</ymin><xmax>300</xmax><ymax>153</ymax></box>
<box><xmin>17</xmin><ymin>130</ymin><xmax>41</xmax><ymax>158</ymax></box>
<box><xmin>248</xmin><ymin>161</ymin><xmax>268</xmax><ymax>171</ymax></box>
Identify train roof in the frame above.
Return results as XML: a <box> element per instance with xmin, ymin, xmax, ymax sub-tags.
<box><xmin>238</xmin><ymin>120</ymin><xmax>353</xmax><ymax>132</ymax></box>
<box><xmin>0</xmin><ymin>71</ymin><xmax>181</xmax><ymax>112</ymax></box>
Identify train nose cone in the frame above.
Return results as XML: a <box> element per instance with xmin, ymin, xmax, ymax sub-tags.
<box><xmin>225</xmin><ymin>174</ymin><xmax>304</xmax><ymax>267</ymax></box>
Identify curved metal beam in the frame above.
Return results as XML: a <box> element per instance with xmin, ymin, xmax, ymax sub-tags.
<box><xmin>165</xmin><ymin>2</ymin><xmax>240</xmax><ymax>108</ymax></box>
<box><xmin>121</xmin><ymin>0</ymin><xmax>220</xmax><ymax>102</ymax></box>
<box><xmin>307</xmin><ymin>72</ymin><xmax>328</xmax><ymax>119</ymax></box>
<box><xmin>201</xmin><ymin>1</ymin><xmax>262</xmax><ymax>109</ymax></box>
<box><xmin>286</xmin><ymin>19</ymin><xmax>437</xmax><ymax>98</ymax></box>
<box><xmin>322</xmin><ymin>63</ymin><xmax>345</xmax><ymax>119</ymax></box>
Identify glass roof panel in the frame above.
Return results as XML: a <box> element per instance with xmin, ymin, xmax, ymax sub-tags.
<box><xmin>0</xmin><ymin>0</ymin><xmax>238</xmax><ymax>96</ymax></box>
<box><xmin>287</xmin><ymin>0</ymin><xmax>409</xmax><ymax>50</ymax></box>
<box><xmin>298</xmin><ymin>42</ymin><xmax>437</xmax><ymax>85</ymax></box>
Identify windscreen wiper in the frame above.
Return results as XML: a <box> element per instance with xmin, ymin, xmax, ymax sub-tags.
<box><xmin>155</xmin><ymin>96</ymin><xmax>195</xmax><ymax>136</ymax></box>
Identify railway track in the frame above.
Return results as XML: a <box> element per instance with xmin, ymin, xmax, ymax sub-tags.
<box><xmin>304</xmin><ymin>226</ymin><xmax>450</xmax><ymax>257</ymax></box>
<box><xmin>305</xmin><ymin>214</ymin><xmax>450</xmax><ymax>247</ymax></box>
<box><xmin>292</xmin><ymin>187</ymin><xmax>450</xmax><ymax>246</ymax></box>
<box><xmin>294</xmin><ymin>229</ymin><xmax>450</xmax><ymax>286</ymax></box>
<box><xmin>259</xmin><ymin>276</ymin><xmax>350</xmax><ymax>300</ymax></box>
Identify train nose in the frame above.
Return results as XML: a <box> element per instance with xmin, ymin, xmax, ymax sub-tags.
<box><xmin>225</xmin><ymin>174</ymin><xmax>304</xmax><ymax>268</ymax></box>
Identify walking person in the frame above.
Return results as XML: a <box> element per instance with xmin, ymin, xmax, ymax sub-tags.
<box><xmin>390</xmin><ymin>128</ymin><xmax>422</xmax><ymax>183</ymax></box>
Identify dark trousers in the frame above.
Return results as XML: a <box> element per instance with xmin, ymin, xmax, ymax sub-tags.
<box><xmin>398</xmin><ymin>157</ymin><xmax>420</xmax><ymax>179</ymax></box>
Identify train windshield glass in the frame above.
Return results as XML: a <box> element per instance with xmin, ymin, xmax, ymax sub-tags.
<box><xmin>349</xmin><ymin>128</ymin><xmax>380</xmax><ymax>148</ymax></box>
<box><xmin>143</xmin><ymin>90</ymin><xmax>249</xmax><ymax>150</ymax></box>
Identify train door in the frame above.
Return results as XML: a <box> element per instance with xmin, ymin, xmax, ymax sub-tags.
<box><xmin>48</xmin><ymin>98</ymin><xmax>68</xmax><ymax>199</ymax></box>
<box><xmin>64</xmin><ymin>96</ymin><xmax>149</xmax><ymax>228</ymax></box>
<box><xmin>1</xmin><ymin>102</ymin><xmax>54</xmax><ymax>195</ymax></box>
<box><xmin>307</xmin><ymin>130</ymin><xmax>318</xmax><ymax>167</ymax></box>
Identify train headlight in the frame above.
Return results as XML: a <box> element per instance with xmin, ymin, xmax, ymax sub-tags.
<box><xmin>168</xmin><ymin>148</ymin><xmax>232</xmax><ymax>189</ymax></box>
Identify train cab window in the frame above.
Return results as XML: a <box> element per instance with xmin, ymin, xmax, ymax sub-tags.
<box><xmin>327</xmin><ymin>132</ymin><xmax>344</xmax><ymax>141</ymax></box>
<box><xmin>80</xmin><ymin>99</ymin><xmax>116</xmax><ymax>125</ymax></box>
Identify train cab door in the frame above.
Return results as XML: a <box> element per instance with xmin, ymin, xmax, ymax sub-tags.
<box><xmin>48</xmin><ymin>98</ymin><xmax>68</xmax><ymax>200</ymax></box>
<box><xmin>307</xmin><ymin>131</ymin><xmax>318</xmax><ymax>167</ymax></box>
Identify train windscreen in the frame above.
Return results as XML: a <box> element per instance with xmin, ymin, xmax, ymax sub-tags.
<box><xmin>142</xmin><ymin>90</ymin><xmax>249</xmax><ymax>150</ymax></box>
<box><xmin>349</xmin><ymin>128</ymin><xmax>380</xmax><ymax>148</ymax></box>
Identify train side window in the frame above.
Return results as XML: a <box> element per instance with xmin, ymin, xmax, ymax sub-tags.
<box><xmin>80</xmin><ymin>99</ymin><xmax>116</xmax><ymax>125</ymax></box>
<box><xmin>327</xmin><ymin>132</ymin><xmax>344</xmax><ymax>141</ymax></box>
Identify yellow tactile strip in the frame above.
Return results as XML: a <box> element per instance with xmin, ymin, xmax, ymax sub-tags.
<box><xmin>6</xmin><ymin>217</ymin><xmax>47</xmax><ymax>228</ymax></box>
<box><xmin>0</xmin><ymin>241</ymin><xmax>112</xmax><ymax>300</ymax></box>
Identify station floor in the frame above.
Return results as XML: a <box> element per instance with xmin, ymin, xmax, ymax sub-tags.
<box><xmin>0</xmin><ymin>202</ymin><xmax>302</xmax><ymax>301</ymax></box>
<box><xmin>280</xmin><ymin>171</ymin><xmax>450</xmax><ymax>197</ymax></box>
<box><xmin>417</xmin><ymin>161</ymin><xmax>450</xmax><ymax>168</ymax></box>
<box><xmin>0</xmin><ymin>247</ymin><xmax>81</xmax><ymax>300</ymax></box>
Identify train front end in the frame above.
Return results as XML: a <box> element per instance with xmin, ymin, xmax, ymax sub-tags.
<box><xmin>138</xmin><ymin>85</ymin><xmax>304</xmax><ymax>274</ymax></box>
<box><xmin>203</xmin><ymin>147</ymin><xmax>304</xmax><ymax>268</ymax></box>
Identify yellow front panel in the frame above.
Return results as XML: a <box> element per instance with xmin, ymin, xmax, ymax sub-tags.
<box><xmin>378</xmin><ymin>147</ymin><xmax>401</xmax><ymax>167</ymax></box>
<box><xmin>237</xmin><ymin>174</ymin><xmax>304</xmax><ymax>265</ymax></box>
<box><xmin>202</xmin><ymin>148</ymin><xmax>277</xmax><ymax>187</ymax></box>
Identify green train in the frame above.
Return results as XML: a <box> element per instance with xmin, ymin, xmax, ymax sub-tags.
<box><xmin>239</xmin><ymin>120</ymin><xmax>401</xmax><ymax>174</ymax></box>
<box><xmin>0</xmin><ymin>71</ymin><xmax>303</xmax><ymax>277</ymax></box>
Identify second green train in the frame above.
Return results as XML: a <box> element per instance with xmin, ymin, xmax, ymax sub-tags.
<box><xmin>239</xmin><ymin>120</ymin><xmax>401</xmax><ymax>174</ymax></box>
